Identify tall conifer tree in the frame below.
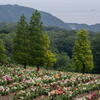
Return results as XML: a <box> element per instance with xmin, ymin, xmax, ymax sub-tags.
<box><xmin>13</xmin><ymin>15</ymin><xmax>30</xmax><ymax>68</ymax></box>
<box><xmin>29</xmin><ymin>10</ymin><xmax>55</xmax><ymax>71</ymax></box>
<box><xmin>72</xmin><ymin>29</ymin><xmax>94</xmax><ymax>74</ymax></box>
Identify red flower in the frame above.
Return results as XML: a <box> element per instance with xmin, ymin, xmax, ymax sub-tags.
<box><xmin>56</xmin><ymin>88</ymin><xmax>64</xmax><ymax>95</ymax></box>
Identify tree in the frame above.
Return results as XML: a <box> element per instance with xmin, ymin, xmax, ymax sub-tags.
<box><xmin>13</xmin><ymin>15</ymin><xmax>30</xmax><ymax>68</ymax></box>
<box><xmin>91</xmin><ymin>34</ymin><xmax>100</xmax><ymax>73</ymax></box>
<box><xmin>72</xmin><ymin>29</ymin><xmax>94</xmax><ymax>74</ymax></box>
<box><xmin>53</xmin><ymin>52</ymin><xmax>71</xmax><ymax>71</ymax></box>
<box><xmin>45</xmin><ymin>50</ymin><xmax>57</xmax><ymax>70</ymax></box>
<box><xmin>0</xmin><ymin>39</ymin><xmax>7</xmax><ymax>65</ymax></box>
<box><xmin>29</xmin><ymin>10</ymin><xmax>53</xmax><ymax>71</ymax></box>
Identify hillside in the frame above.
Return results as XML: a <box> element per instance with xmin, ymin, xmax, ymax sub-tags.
<box><xmin>0</xmin><ymin>4</ymin><xmax>100</xmax><ymax>32</ymax></box>
<box><xmin>0</xmin><ymin>4</ymin><xmax>71</xmax><ymax>30</ymax></box>
<box><xmin>0</xmin><ymin>66</ymin><xmax>100</xmax><ymax>100</ymax></box>
<box><xmin>68</xmin><ymin>23</ymin><xmax>100</xmax><ymax>32</ymax></box>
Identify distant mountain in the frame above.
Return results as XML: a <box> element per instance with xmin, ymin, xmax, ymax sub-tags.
<box><xmin>0</xmin><ymin>4</ymin><xmax>71</xmax><ymax>30</ymax></box>
<box><xmin>68</xmin><ymin>23</ymin><xmax>100</xmax><ymax>32</ymax></box>
<box><xmin>0</xmin><ymin>4</ymin><xmax>100</xmax><ymax>32</ymax></box>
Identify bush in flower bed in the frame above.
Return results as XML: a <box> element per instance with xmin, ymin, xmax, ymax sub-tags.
<box><xmin>0</xmin><ymin>66</ymin><xmax>100</xmax><ymax>100</ymax></box>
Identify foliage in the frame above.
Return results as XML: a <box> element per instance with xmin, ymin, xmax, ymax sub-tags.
<box><xmin>0</xmin><ymin>39</ymin><xmax>7</xmax><ymax>64</ymax></box>
<box><xmin>0</xmin><ymin>21</ymin><xmax>100</xmax><ymax>73</ymax></box>
<box><xmin>54</xmin><ymin>52</ymin><xmax>72</xmax><ymax>71</ymax></box>
<box><xmin>72</xmin><ymin>30</ymin><xmax>94</xmax><ymax>73</ymax></box>
<box><xmin>47</xmin><ymin>30</ymin><xmax>76</xmax><ymax>57</ymax></box>
<box><xmin>0</xmin><ymin>22</ymin><xmax>16</xmax><ymax>33</ymax></box>
<box><xmin>13</xmin><ymin>15</ymin><xmax>30</xmax><ymax>67</ymax></box>
<box><xmin>91</xmin><ymin>34</ymin><xmax>100</xmax><ymax>73</ymax></box>
<box><xmin>29</xmin><ymin>10</ymin><xmax>56</xmax><ymax>69</ymax></box>
<box><xmin>45</xmin><ymin>50</ymin><xmax>57</xmax><ymax>69</ymax></box>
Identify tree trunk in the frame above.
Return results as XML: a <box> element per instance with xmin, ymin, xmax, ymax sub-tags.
<box><xmin>36</xmin><ymin>66</ymin><xmax>40</xmax><ymax>72</ymax></box>
<box><xmin>24</xmin><ymin>64</ymin><xmax>27</xmax><ymax>69</ymax></box>
<box><xmin>82</xmin><ymin>63</ymin><xmax>85</xmax><ymax>74</ymax></box>
<box><xmin>46</xmin><ymin>64</ymin><xmax>49</xmax><ymax>71</ymax></box>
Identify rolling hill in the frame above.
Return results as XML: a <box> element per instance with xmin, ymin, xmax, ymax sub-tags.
<box><xmin>0</xmin><ymin>4</ymin><xmax>100</xmax><ymax>32</ymax></box>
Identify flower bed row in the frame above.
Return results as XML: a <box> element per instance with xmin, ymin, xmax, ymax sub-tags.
<box><xmin>12</xmin><ymin>78</ymin><xmax>100</xmax><ymax>100</ymax></box>
<box><xmin>0</xmin><ymin>66</ymin><xmax>100</xmax><ymax>100</ymax></box>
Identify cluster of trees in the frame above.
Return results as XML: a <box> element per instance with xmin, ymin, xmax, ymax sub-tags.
<box><xmin>0</xmin><ymin>11</ymin><xmax>99</xmax><ymax>74</ymax></box>
<box><xmin>0</xmin><ymin>11</ymin><xmax>57</xmax><ymax>71</ymax></box>
<box><xmin>13</xmin><ymin>11</ymin><xmax>56</xmax><ymax>71</ymax></box>
<box><xmin>47</xmin><ymin>29</ymin><xmax>100</xmax><ymax>73</ymax></box>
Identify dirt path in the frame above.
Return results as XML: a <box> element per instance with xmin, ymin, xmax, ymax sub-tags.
<box><xmin>0</xmin><ymin>94</ymin><xmax>13</xmax><ymax>100</ymax></box>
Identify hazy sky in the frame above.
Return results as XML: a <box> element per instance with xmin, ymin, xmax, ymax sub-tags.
<box><xmin>0</xmin><ymin>0</ymin><xmax>100</xmax><ymax>24</ymax></box>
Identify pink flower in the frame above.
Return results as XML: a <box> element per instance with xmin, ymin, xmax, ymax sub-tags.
<box><xmin>92</xmin><ymin>93</ymin><xmax>96</xmax><ymax>97</ymax></box>
<box><xmin>2</xmin><ymin>75</ymin><xmax>12</xmax><ymax>81</ymax></box>
<box><xmin>22</xmin><ymin>78</ymin><xmax>34</xmax><ymax>84</ymax></box>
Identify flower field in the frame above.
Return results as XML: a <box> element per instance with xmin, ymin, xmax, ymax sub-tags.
<box><xmin>0</xmin><ymin>66</ymin><xmax>100</xmax><ymax>100</ymax></box>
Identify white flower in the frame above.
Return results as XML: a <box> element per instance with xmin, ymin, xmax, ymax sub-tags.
<box><xmin>0</xmin><ymin>86</ymin><xmax>5</xmax><ymax>92</ymax></box>
<box><xmin>5</xmin><ymin>87</ymin><xmax>10</xmax><ymax>92</ymax></box>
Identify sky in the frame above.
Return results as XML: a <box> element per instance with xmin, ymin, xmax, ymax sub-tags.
<box><xmin>0</xmin><ymin>0</ymin><xmax>100</xmax><ymax>25</ymax></box>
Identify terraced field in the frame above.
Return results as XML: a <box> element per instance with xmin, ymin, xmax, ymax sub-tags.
<box><xmin>0</xmin><ymin>66</ymin><xmax>100</xmax><ymax>100</ymax></box>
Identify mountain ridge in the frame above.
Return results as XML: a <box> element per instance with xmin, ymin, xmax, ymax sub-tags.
<box><xmin>0</xmin><ymin>4</ymin><xmax>100</xmax><ymax>32</ymax></box>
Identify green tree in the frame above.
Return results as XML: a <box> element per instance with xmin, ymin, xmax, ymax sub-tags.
<box><xmin>13</xmin><ymin>15</ymin><xmax>30</xmax><ymax>68</ymax></box>
<box><xmin>91</xmin><ymin>33</ymin><xmax>100</xmax><ymax>73</ymax></box>
<box><xmin>45</xmin><ymin>50</ymin><xmax>57</xmax><ymax>70</ymax></box>
<box><xmin>29</xmin><ymin>10</ymin><xmax>53</xmax><ymax>71</ymax></box>
<box><xmin>72</xmin><ymin>29</ymin><xmax>94</xmax><ymax>74</ymax></box>
<box><xmin>0</xmin><ymin>39</ymin><xmax>7</xmax><ymax>65</ymax></box>
<box><xmin>54</xmin><ymin>52</ymin><xmax>71</xmax><ymax>71</ymax></box>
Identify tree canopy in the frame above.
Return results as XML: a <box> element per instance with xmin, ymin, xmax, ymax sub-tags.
<box><xmin>72</xmin><ymin>29</ymin><xmax>94</xmax><ymax>73</ymax></box>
